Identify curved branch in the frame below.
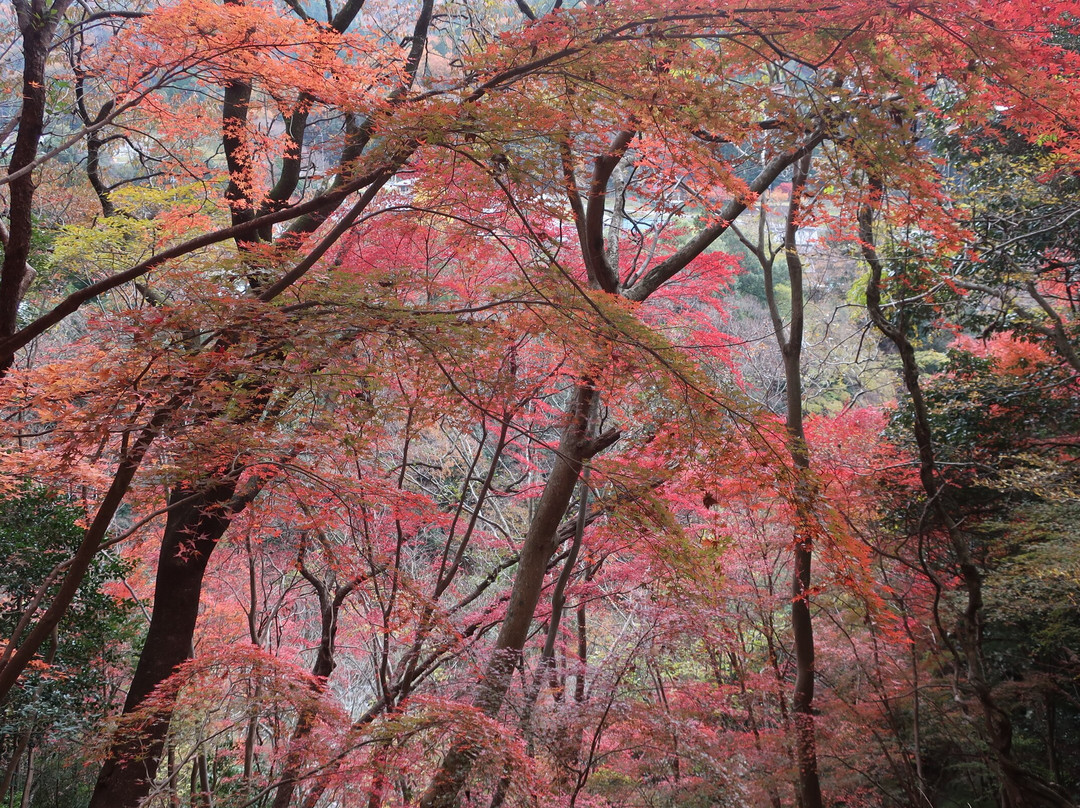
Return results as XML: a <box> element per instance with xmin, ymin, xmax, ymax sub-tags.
<box><xmin>623</xmin><ymin>129</ymin><xmax>826</xmax><ymax>301</ymax></box>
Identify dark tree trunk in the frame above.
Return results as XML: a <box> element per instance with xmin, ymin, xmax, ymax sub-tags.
<box><xmin>1046</xmin><ymin>694</ymin><xmax>1063</xmax><ymax>788</ymax></box>
<box><xmin>1</xmin><ymin>0</ymin><xmax>73</xmax><ymax>354</ymax></box>
<box><xmin>741</xmin><ymin>149</ymin><xmax>823</xmax><ymax>808</ymax></box>
<box><xmin>89</xmin><ymin>481</ymin><xmax>240</xmax><ymax>808</ymax></box>
<box><xmin>860</xmin><ymin>179</ymin><xmax>1075</xmax><ymax>808</ymax></box>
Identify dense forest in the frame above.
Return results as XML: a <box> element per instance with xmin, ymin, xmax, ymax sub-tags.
<box><xmin>1</xmin><ymin>1</ymin><xmax>1079</xmax><ymax>806</ymax></box>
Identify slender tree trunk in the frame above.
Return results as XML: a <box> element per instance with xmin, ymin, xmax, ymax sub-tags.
<box><xmin>1046</xmin><ymin>694</ymin><xmax>1062</xmax><ymax>788</ymax></box>
<box><xmin>740</xmin><ymin>151</ymin><xmax>823</xmax><ymax>808</ymax></box>
<box><xmin>269</xmin><ymin>556</ymin><xmax>356</xmax><ymax>808</ymax></box>
<box><xmin>16</xmin><ymin>747</ymin><xmax>34</xmax><ymax>808</ymax></box>
<box><xmin>268</xmin><ymin>659</ymin><xmax>333</xmax><ymax>808</ymax></box>
<box><xmin>568</xmin><ymin>561</ymin><xmax>590</xmax><ymax>763</ymax></box>
<box><xmin>167</xmin><ymin>744</ymin><xmax>181</xmax><ymax>808</ymax></box>
<box><xmin>489</xmin><ymin>476</ymin><xmax>590</xmax><ymax>808</ymax></box>
<box><xmin>192</xmin><ymin>749</ymin><xmax>211</xmax><ymax>808</ymax></box>
<box><xmin>777</xmin><ymin>167</ymin><xmax>824</xmax><ymax>808</ymax></box>
<box><xmin>366</xmin><ymin>743</ymin><xmax>389</xmax><ymax>808</ymax></box>
<box><xmin>0</xmin><ymin>728</ymin><xmax>30</xmax><ymax>808</ymax></box>
<box><xmin>0</xmin><ymin>628</ymin><xmax>57</xmax><ymax>807</ymax></box>
<box><xmin>242</xmin><ymin>549</ymin><xmax>261</xmax><ymax>797</ymax></box>
<box><xmin>860</xmin><ymin>179</ymin><xmax>1075</xmax><ymax>808</ymax></box>
<box><xmin>790</xmin><ymin>535</ymin><xmax>820</xmax><ymax>808</ymax></box>
<box><xmin>418</xmin><ymin>385</ymin><xmax>617</xmax><ymax>808</ymax></box>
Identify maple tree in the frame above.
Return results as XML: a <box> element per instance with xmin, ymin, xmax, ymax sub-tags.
<box><xmin>1</xmin><ymin>1</ymin><xmax>1080</xmax><ymax>807</ymax></box>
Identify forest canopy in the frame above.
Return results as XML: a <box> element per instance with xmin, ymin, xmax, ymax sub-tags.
<box><xmin>1</xmin><ymin>1</ymin><xmax>1079</xmax><ymax>807</ymax></box>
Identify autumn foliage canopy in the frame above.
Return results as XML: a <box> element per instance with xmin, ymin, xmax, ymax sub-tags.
<box><xmin>1</xmin><ymin>1</ymin><xmax>1080</xmax><ymax>807</ymax></box>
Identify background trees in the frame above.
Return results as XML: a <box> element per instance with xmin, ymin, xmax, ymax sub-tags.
<box><xmin>1</xmin><ymin>1</ymin><xmax>1079</xmax><ymax>807</ymax></box>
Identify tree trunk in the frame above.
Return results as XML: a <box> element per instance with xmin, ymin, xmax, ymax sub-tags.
<box><xmin>89</xmin><ymin>481</ymin><xmax>240</xmax><ymax>808</ymax></box>
<box><xmin>0</xmin><ymin>626</ymin><xmax>58</xmax><ymax>807</ymax></box>
<box><xmin>17</xmin><ymin>746</ymin><xmax>35</xmax><ymax>808</ymax></box>
<box><xmin>1</xmin><ymin>0</ymin><xmax>74</xmax><ymax>358</ymax></box>
<box><xmin>0</xmin><ymin>727</ymin><xmax>30</xmax><ymax>807</ymax></box>
<box><xmin>860</xmin><ymin>179</ymin><xmax>1075</xmax><ymax>808</ymax></box>
<box><xmin>418</xmin><ymin>385</ymin><xmax>617</xmax><ymax>808</ymax></box>
<box><xmin>744</xmin><ymin>150</ymin><xmax>823</xmax><ymax>808</ymax></box>
<box><xmin>168</xmin><ymin>744</ymin><xmax>181</xmax><ymax>808</ymax></box>
<box><xmin>489</xmin><ymin>476</ymin><xmax>590</xmax><ymax>808</ymax></box>
<box><xmin>192</xmin><ymin>749</ymin><xmax>211</xmax><ymax>808</ymax></box>
<box><xmin>1046</xmin><ymin>694</ymin><xmax>1062</xmax><ymax>788</ymax></box>
<box><xmin>269</xmin><ymin>560</ymin><xmax>355</xmax><ymax>808</ymax></box>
